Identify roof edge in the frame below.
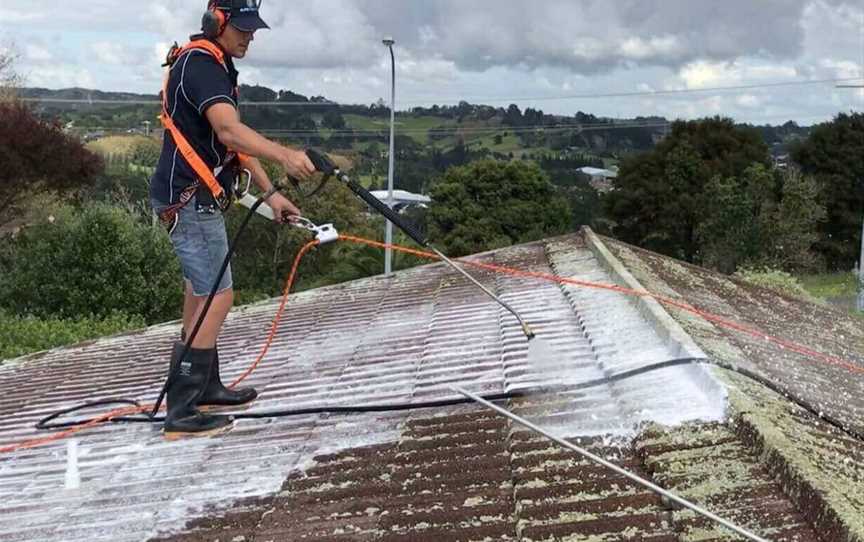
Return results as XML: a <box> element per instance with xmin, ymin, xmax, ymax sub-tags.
<box><xmin>580</xmin><ymin>226</ymin><xmax>705</xmax><ymax>361</ymax></box>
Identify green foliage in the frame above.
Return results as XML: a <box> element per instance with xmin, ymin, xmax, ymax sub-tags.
<box><xmin>697</xmin><ymin>164</ymin><xmax>775</xmax><ymax>273</ymax></box>
<box><xmin>0</xmin><ymin>202</ymin><xmax>182</xmax><ymax>322</ymax></box>
<box><xmin>766</xmin><ymin>168</ymin><xmax>826</xmax><ymax>272</ymax></box>
<box><xmin>130</xmin><ymin>138</ymin><xmax>161</xmax><ymax>169</ymax></box>
<box><xmin>427</xmin><ymin>159</ymin><xmax>572</xmax><ymax>257</ymax></box>
<box><xmin>798</xmin><ymin>272</ymin><xmax>859</xmax><ymax>299</ymax></box>
<box><xmin>697</xmin><ymin>165</ymin><xmax>825</xmax><ymax>273</ymax></box>
<box><xmin>733</xmin><ymin>267</ymin><xmax>819</xmax><ymax>303</ymax></box>
<box><xmin>227</xmin><ymin>183</ymin><xmax>378</xmax><ymax>294</ymax></box>
<box><xmin>791</xmin><ymin>112</ymin><xmax>864</xmax><ymax>270</ymax></box>
<box><xmin>605</xmin><ymin>117</ymin><xmax>770</xmax><ymax>262</ymax></box>
<box><xmin>0</xmin><ymin>309</ymin><xmax>145</xmax><ymax>362</ymax></box>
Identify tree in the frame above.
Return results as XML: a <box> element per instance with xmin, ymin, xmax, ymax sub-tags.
<box><xmin>696</xmin><ymin>164</ymin><xmax>825</xmax><ymax>274</ymax></box>
<box><xmin>427</xmin><ymin>160</ymin><xmax>572</xmax><ymax>257</ymax></box>
<box><xmin>767</xmin><ymin>167</ymin><xmax>826</xmax><ymax>271</ymax></box>
<box><xmin>604</xmin><ymin>117</ymin><xmax>769</xmax><ymax>262</ymax></box>
<box><xmin>697</xmin><ymin>164</ymin><xmax>776</xmax><ymax>273</ymax></box>
<box><xmin>322</xmin><ymin>110</ymin><xmax>346</xmax><ymax>130</ymax></box>
<box><xmin>0</xmin><ymin>45</ymin><xmax>21</xmax><ymax>100</ymax></box>
<box><xmin>791</xmin><ymin>112</ymin><xmax>864</xmax><ymax>269</ymax></box>
<box><xmin>0</xmin><ymin>102</ymin><xmax>102</xmax><ymax>226</ymax></box>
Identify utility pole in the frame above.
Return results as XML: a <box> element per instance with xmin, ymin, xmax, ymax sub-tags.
<box><xmin>836</xmin><ymin>82</ymin><xmax>864</xmax><ymax>310</ymax></box>
<box><xmin>860</xmin><ymin>216</ymin><xmax>864</xmax><ymax>312</ymax></box>
<box><xmin>383</xmin><ymin>38</ymin><xmax>396</xmax><ymax>277</ymax></box>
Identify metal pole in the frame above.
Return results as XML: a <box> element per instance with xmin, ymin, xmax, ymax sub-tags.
<box><xmin>451</xmin><ymin>386</ymin><xmax>771</xmax><ymax>542</ymax></box>
<box><xmin>383</xmin><ymin>38</ymin><xmax>396</xmax><ymax>277</ymax></box>
<box><xmin>859</xmin><ymin>213</ymin><xmax>864</xmax><ymax>312</ymax></box>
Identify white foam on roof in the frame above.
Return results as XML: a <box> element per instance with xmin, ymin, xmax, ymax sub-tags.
<box><xmin>0</xmin><ymin>235</ymin><xmax>728</xmax><ymax>541</ymax></box>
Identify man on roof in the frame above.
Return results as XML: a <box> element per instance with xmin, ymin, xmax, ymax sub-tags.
<box><xmin>150</xmin><ymin>0</ymin><xmax>314</xmax><ymax>439</ymax></box>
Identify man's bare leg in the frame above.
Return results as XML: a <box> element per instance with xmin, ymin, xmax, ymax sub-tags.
<box><xmin>182</xmin><ymin>281</ymin><xmax>234</xmax><ymax>349</ymax></box>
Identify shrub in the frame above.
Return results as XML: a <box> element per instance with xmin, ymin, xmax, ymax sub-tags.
<box><xmin>0</xmin><ymin>309</ymin><xmax>145</xmax><ymax>361</ymax></box>
<box><xmin>0</xmin><ymin>202</ymin><xmax>182</xmax><ymax>322</ymax></box>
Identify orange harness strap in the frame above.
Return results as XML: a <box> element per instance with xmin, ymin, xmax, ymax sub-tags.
<box><xmin>160</xmin><ymin>39</ymin><xmax>231</xmax><ymax>205</ymax></box>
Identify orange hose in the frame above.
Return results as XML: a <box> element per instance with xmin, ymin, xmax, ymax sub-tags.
<box><xmin>0</xmin><ymin>240</ymin><xmax>318</xmax><ymax>454</ymax></box>
<box><xmin>228</xmin><ymin>239</ymin><xmax>319</xmax><ymax>388</ymax></box>
<box><xmin>342</xmin><ymin>235</ymin><xmax>864</xmax><ymax>376</ymax></box>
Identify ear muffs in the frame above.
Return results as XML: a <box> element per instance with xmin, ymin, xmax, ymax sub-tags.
<box><xmin>201</xmin><ymin>6</ymin><xmax>228</xmax><ymax>39</ymax></box>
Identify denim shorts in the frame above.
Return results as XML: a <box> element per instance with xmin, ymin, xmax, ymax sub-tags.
<box><xmin>151</xmin><ymin>196</ymin><xmax>233</xmax><ymax>297</ymax></box>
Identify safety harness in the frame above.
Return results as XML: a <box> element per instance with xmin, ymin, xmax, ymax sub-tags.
<box><xmin>157</xmin><ymin>39</ymin><xmax>247</xmax><ymax>232</ymax></box>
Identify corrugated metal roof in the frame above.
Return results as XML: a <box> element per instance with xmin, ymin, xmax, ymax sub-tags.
<box><xmin>4</xmin><ymin>230</ymin><xmax>861</xmax><ymax>541</ymax></box>
<box><xmin>0</xmin><ymin>233</ymin><xmax>730</xmax><ymax>541</ymax></box>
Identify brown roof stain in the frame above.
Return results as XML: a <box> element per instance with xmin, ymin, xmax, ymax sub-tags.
<box><xmin>151</xmin><ymin>410</ymin><xmax>826</xmax><ymax>542</ymax></box>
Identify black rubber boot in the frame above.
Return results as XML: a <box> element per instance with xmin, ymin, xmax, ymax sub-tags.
<box><xmin>196</xmin><ymin>346</ymin><xmax>258</xmax><ymax>408</ymax></box>
<box><xmin>163</xmin><ymin>342</ymin><xmax>233</xmax><ymax>439</ymax></box>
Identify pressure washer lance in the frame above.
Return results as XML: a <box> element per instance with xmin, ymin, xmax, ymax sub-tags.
<box><xmin>304</xmin><ymin>149</ymin><xmax>538</xmax><ymax>344</ymax></box>
<box><xmin>451</xmin><ymin>386</ymin><xmax>771</xmax><ymax>542</ymax></box>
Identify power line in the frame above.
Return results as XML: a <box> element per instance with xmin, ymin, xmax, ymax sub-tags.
<box><xmin>409</xmin><ymin>77</ymin><xmax>860</xmax><ymax>104</ymax></box>
<box><xmin>17</xmin><ymin>77</ymin><xmax>860</xmax><ymax>108</ymax></box>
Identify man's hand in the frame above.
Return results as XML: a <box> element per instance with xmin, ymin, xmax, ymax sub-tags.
<box><xmin>279</xmin><ymin>148</ymin><xmax>316</xmax><ymax>182</ymax></box>
<box><xmin>268</xmin><ymin>192</ymin><xmax>301</xmax><ymax>224</ymax></box>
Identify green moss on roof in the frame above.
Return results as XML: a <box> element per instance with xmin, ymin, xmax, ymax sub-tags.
<box><xmin>601</xmin><ymin>233</ymin><xmax>864</xmax><ymax>541</ymax></box>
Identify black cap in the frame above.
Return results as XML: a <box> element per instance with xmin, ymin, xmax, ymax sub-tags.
<box><xmin>219</xmin><ymin>0</ymin><xmax>270</xmax><ymax>32</ymax></box>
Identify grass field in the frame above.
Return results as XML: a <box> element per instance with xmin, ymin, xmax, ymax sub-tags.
<box><xmin>85</xmin><ymin>135</ymin><xmax>155</xmax><ymax>157</ymax></box>
<box><xmin>344</xmin><ymin>114</ymin><xmax>458</xmax><ymax>145</ymax></box>
<box><xmin>799</xmin><ymin>272</ymin><xmax>859</xmax><ymax>299</ymax></box>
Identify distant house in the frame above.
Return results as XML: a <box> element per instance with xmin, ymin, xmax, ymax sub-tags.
<box><xmin>773</xmin><ymin>153</ymin><xmax>790</xmax><ymax>170</ymax></box>
<box><xmin>369</xmin><ymin>189</ymin><xmax>431</xmax><ymax>211</ymax></box>
<box><xmin>577</xmin><ymin>166</ymin><xmax>618</xmax><ymax>193</ymax></box>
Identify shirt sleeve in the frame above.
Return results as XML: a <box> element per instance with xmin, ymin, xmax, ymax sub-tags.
<box><xmin>181</xmin><ymin>52</ymin><xmax>237</xmax><ymax>115</ymax></box>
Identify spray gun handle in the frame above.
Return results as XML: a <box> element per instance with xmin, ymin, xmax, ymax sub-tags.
<box><xmin>306</xmin><ymin>148</ymin><xmax>336</xmax><ymax>176</ymax></box>
<box><xmin>305</xmin><ymin>147</ymin><xmax>427</xmax><ymax>246</ymax></box>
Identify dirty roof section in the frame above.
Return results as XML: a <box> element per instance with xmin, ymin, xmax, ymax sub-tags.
<box><xmin>600</xmin><ymin>235</ymin><xmax>864</xmax><ymax>437</ymax></box>
<box><xmin>150</xmin><ymin>410</ymin><xmax>825</xmax><ymax>542</ymax></box>
<box><xmin>601</xmin><ymin>233</ymin><xmax>864</xmax><ymax>540</ymax></box>
<box><xmin>0</xmin><ymin>232</ymin><xmax>732</xmax><ymax>542</ymax></box>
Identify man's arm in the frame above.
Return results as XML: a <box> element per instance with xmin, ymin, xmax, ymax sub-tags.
<box><xmin>239</xmin><ymin>155</ymin><xmax>301</xmax><ymax>222</ymax></box>
<box><xmin>206</xmin><ymin>103</ymin><xmax>314</xmax><ymax>181</ymax></box>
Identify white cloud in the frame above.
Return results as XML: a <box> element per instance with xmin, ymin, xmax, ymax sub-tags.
<box><xmin>23</xmin><ymin>44</ymin><xmax>52</xmax><ymax>62</ymax></box>
<box><xmin>89</xmin><ymin>42</ymin><xmax>138</xmax><ymax>66</ymax></box>
<box><xmin>0</xmin><ymin>0</ymin><xmax>861</xmax><ymax>123</ymax></box>
<box><xmin>680</xmin><ymin>61</ymin><xmax>739</xmax><ymax>89</ymax></box>
<box><xmin>619</xmin><ymin>35</ymin><xmax>682</xmax><ymax>61</ymax></box>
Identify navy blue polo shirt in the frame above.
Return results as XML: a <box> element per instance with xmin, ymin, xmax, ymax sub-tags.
<box><xmin>151</xmin><ymin>41</ymin><xmax>240</xmax><ymax>205</ymax></box>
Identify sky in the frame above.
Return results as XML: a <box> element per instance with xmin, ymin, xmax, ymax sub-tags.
<box><xmin>1</xmin><ymin>0</ymin><xmax>863</xmax><ymax>125</ymax></box>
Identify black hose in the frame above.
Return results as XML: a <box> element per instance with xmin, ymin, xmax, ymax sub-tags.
<box><xmin>35</xmin><ymin>356</ymin><xmax>864</xmax><ymax>447</ymax></box>
<box><xmin>40</xmin><ymin>358</ymin><xmax>705</xmax><ymax>430</ymax></box>
<box><xmin>148</xmin><ymin>188</ymin><xmax>278</xmax><ymax>418</ymax></box>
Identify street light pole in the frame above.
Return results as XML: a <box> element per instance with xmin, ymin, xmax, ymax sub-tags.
<box><xmin>859</xmin><ymin>213</ymin><xmax>864</xmax><ymax>312</ymax></box>
<box><xmin>383</xmin><ymin>37</ymin><xmax>396</xmax><ymax>277</ymax></box>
